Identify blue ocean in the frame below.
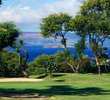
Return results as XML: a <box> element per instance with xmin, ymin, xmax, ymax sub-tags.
<box><xmin>7</xmin><ymin>32</ymin><xmax>110</xmax><ymax>62</ymax></box>
<box><xmin>7</xmin><ymin>45</ymin><xmax>110</xmax><ymax>62</ymax></box>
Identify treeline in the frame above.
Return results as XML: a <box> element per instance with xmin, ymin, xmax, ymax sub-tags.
<box><xmin>0</xmin><ymin>0</ymin><xmax>110</xmax><ymax>77</ymax></box>
<box><xmin>0</xmin><ymin>49</ymin><xmax>110</xmax><ymax>77</ymax></box>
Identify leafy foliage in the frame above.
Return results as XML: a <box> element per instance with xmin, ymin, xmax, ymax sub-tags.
<box><xmin>27</xmin><ymin>54</ymin><xmax>60</xmax><ymax>75</ymax></box>
<box><xmin>74</xmin><ymin>36</ymin><xmax>86</xmax><ymax>58</ymax></box>
<box><xmin>40</xmin><ymin>13</ymin><xmax>72</xmax><ymax>38</ymax></box>
<box><xmin>68</xmin><ymin>0</ymin><xmax>109</xmax><ymax>75</ymax></box>
<box><xmin>40</xmin><ymin>13</ymin><xmax>72</xmax><ymax>50</ymax></box>
<box><xmin>0</xmin><ymin>49</ymin><xmax>23</xmax><ymax>77</ymax></box>
<box><xmin>45</xmin><ymin>58</ymin><xmax>59</xmax><ymax>76</ymax></box>
<box><xmin>0</xmin><ymin>21</ymin><xmax>20</xmax><ymax>50</ymax></box>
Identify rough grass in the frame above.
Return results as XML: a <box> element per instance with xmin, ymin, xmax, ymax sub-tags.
<box><xmin>0</xmin><ymin>73</ymin><xmax>110</xmax><ymax>100</ymax></box>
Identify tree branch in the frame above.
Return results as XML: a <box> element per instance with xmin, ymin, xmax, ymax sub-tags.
<box><xmin>102</xmin><ymin>30</ymin><xmax>110</xmax><ymax>39</ymax></box>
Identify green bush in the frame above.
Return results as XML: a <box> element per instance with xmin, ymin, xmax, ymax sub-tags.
<box><xmin>60</xmin><ymin>62</ymin><xmax>73</xmax><ymax>73</ymax></box>
<box><xmin>26</xmin><ymin>61</ymin><xmax>45</xmax><ymax>75</ymax></box>
<box><xmin>27</xmin><ymin>54</ymin><xmax>60</xmax><ymax>76</ymax></box>
<box><xmin>0</xmin><ymin>49</ymin><xmax>23</xmax><ymax>77</ymax></box>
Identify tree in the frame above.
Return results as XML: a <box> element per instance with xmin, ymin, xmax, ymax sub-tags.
<box><xmin>45</xmin><ymin>57</ymin><xmax>59</xmax><ymax>77</ymax></box>
<box><xmin>27</xmin><ymin>54</ymin><xmax>59</xmax><ymax>76</ymax></box>
<box><xmin>79</xmin><ymin>0</ymin><xmax>109</xmax><ymax>75</ymax></box>
<box><xmin>27</xmin><ymin>61</ymin><xmax>45</xmax><ymax>75</ymax></box>
<box><xmin>80</xmin><ymin>0</ymin><xmax>110</xmax><ymax>39</ymax></box>
<box><xmin>34</xmin><ymin>54</ymin><xmax>49</xmax><ymax>75</ymax></box>
<box><xmin>74</xmin><ymin>36</ymin><xmax>86</xmax><ymax>73</ymax></box>
<box><xmin>35</xmin><ymin>54</ymin><xmax>59</xmax><ymax>76</ymax></box>
<box><xmin>0</xmin><ymin>21</ymin><xmax>20</xmax><ymax>51</ymax></box>
<box><xmin>70</xmin><ymin>55</ymin><xmax>91</xmax><ymax>73</ymax></box>
<box><xmin>0</xmin><ymin>49</ymin><xmax>23</xmax><ymax>77</ymax></box>
<box><xmin>68</xmin><ymin>0</ymin><xmax>109</xmax><ymax>75</ymax></box>
<box><xmin>12</xmin><ymin>40</ymin><xmax>29</xmax><ymax>78</ymax></box>
<box><xmin>40</xmin><ymin>13</ymin><xmax>72</xmax><ymax>51</ymax></box>
<box><xmin>55</xmin><ymin>50</ymin><xmax>76</xmax><ymax>73</ymax></box>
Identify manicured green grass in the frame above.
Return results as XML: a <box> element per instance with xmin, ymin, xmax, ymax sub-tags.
<box><xmin>0</xmin><ymin>73</ymin><xmax>110</xmax><ymax>100</ymax></box>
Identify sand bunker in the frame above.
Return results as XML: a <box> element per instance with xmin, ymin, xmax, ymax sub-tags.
<box><xmin>0</xmin><ymin>78</ymin><xmax>55</xmax><ymax>99</ymax></box>
<box><xmin>0</xmin><ymin>93</ymin><xmax>55</xmax><ymax>99</ymax></box>
<box><xmin>0</xmin><ymin>78</ymin><xmax>43</xmax><ymax>82</ymax></box>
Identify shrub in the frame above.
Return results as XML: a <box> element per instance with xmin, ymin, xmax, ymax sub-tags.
<box><xmin>0</xmin><ymin>49</ymin><xmax>23</xmax><ymax>77</ymax></box>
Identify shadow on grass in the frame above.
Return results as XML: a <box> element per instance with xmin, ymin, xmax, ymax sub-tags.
<box><xmin>52</xmin><ymin>74</ymin><xmax>66</xmax><ymax>77</ymax></box>
<box><xmin>35</xmin><ymin>74</ymin><xmax>65</xmax><ymax>79</ymax></box>
<box><xmin>36</xmin><ymin>74</ymin><xmax>47</xmax><ymax>79</ymax></box>
<box><xmin>54</xmin><ymin>80</ymin><xmax>65</xmax><ymax>82</ymax></box>
<box><xmin>0</xmin><ymin>85</ymin><xmax>110</xmax><ymax>96</ymax></box>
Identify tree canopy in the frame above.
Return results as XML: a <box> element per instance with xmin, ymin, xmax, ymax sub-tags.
<box><xmin>68</xmin><ymin>0</ymin><xmax>110</xmax><ymax>75</ymax></box>
<box><xmin>74</xmin><ymin>36</ymin><xmax>86</xmax><ymax>59</ymax></box>
<box><xmin>0</xmin><ymin>21</ymin><xmax>20</xmax><ymax>50</ymax></box>
<box><xmin>40</xmin><ymin>13</ymin><xmax>72</xmax><ymax>51</ymax></box>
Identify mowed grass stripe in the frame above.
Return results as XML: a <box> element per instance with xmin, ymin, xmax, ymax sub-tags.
<box><xmin>0</xmin><ymin>73</ymin><xmax>110</xmax><ymax>100</ymax></box>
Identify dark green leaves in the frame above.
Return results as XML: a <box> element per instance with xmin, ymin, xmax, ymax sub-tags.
<box><xmin>0</xmin><ymin>21</ymin><xmax>20</xmax><ymax>50</ymax></box>
<box><xmin>40</xmin><ymin>13</ymin><xmax>72</xmax><ymax>38</ymax></box>
<box><xmin>74</xmin><ymin>36</ymin><xmax>86</xmax><ymax>58</ymax></box>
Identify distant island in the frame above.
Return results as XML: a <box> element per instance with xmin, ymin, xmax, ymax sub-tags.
<box><xmin>44</xmin><ymin>45</ymin><xmax>73</xmax><ymax>48</ymax></box>
<box><xmin>44</xmin><ymin>45</ymin><xmax>63</xmax><ymax>48</ymax></box>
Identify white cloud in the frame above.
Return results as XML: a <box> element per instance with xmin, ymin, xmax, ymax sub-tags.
<box><xmin>43</xmin><ymin>0</ymin><xmax>81</xmax><ymax>17</ymax></box>
<box><xmin>0</xmin><ymin>0</ymin><xmax>82</xmax><ymax>31</ymax></box>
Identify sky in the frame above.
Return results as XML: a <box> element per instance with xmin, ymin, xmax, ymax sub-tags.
<box><xmin>1</xmin><ymin>0</ymin><xmax>110</xmax><ymax>48</ymax></box>
<box><xmin>0</xmin><ymin>0</ymin><xmax>82</xmax><ymax>32</ymax></box>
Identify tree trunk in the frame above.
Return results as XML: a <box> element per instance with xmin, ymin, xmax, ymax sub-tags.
<box><xmin>18</xmin><ymin>52</ymin><xmax>29</xmax><ymax>78</ymax></box>
<box><xmin>67</xmin><ymin>62</ymin><xmax>76</xmax><ymax>73</ymax></box>
<box><xmin>21</xmin><ymin>45</ymin><xmax>29</xmax><ymax>65</ymax></box>
<box><xmin>75</xmin><ymin>58</ymin><xmax>82</xmax><ymax>73</ymax></box>
<box><xmin>18</xmin><ymin>52</ymin><xmax>21</xmax><ymax>66</ymax></box>
<box><xmin>94</xmin><ymin>54</ymin><xmax>102</xmax><ymax>75</ymax></box>
<box><xmin>62</xmin><ymin>36</ymin><xmax>68</xmax><ymax>51</ymax></box>
<box><xmin>22</xmin><ymin>70</ymin><xmax>29</xmax><ymax>78</ymax></box>
<box><xmin>64</xmin><ymin>44</ymin><xmax>67</xmax><ymax>51</ymax></box>
<box><xmin>89</xmin><ymin>33</ymin><xmax>101</xmax><ymax>75</ymax></box>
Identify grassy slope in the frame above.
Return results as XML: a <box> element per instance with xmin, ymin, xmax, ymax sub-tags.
<box><xmin>0</xmin><ymin>73</ymin><xmax>110</xmax><ymax>100</ymax></box>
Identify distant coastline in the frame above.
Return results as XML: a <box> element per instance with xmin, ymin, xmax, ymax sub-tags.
<box><xmin>43</xmin><ymin>45</ymin><xmax>73</xmax><ymax>48</ymax></box>
<box><xmin>44</xmin><ymin>45</ymin><xmax>62</xmax><ymax>48</ymax></box>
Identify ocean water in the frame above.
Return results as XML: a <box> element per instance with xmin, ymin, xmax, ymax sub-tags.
<box><xmin>7</xmin><ymin>46</ymin><xmax>96</xmax><ymax>62</ymax></box>
<box><xmin>6</xmin><ymin>32</ymin><xmax>110</xmax><ymax>62</ymax></box>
